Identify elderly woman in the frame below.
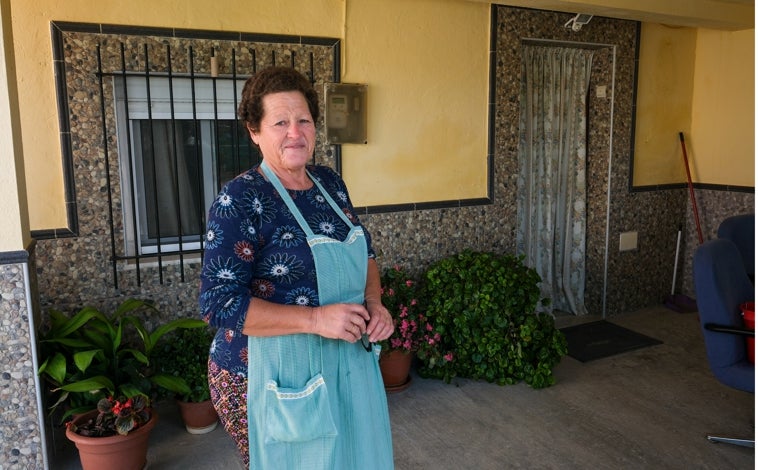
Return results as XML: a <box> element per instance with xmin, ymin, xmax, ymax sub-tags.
<box><xmin>199</xmin><ymin>66</ymin><xmax>394</xmax><ymax>469</ymax></box>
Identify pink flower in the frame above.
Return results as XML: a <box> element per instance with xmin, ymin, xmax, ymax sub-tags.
<box><xmin>444</xmin><ymin>353</ymin><xmax>454</xmax><ymax>362</ymax></box>
<box><xmin>381</xmin><ymin>265</ymin><xmax>445</xmax><ymax>355</ymax></box>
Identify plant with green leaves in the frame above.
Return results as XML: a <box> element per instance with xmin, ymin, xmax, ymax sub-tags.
<box><xmin>154</xmin><ymin>326</ymin><xmax>214</xmax><ymax>403</ymax></box>
<box><xmin>417</xmin><ymin>250</ymin><xmax>567</xmax><ymax>389</ymax></box>
<box><xmin>37</xmin><ymin>298</ymin><xmax>207</xmax><ymax>422</ymax></box>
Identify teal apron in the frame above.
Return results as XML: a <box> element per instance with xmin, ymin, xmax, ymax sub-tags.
<box><xmin>246</xmin><ymin>161</ymin><xmax>394</xmax><ymax>469</ymax></box>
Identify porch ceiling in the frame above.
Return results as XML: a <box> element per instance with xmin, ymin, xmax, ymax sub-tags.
<box><xmin>472</xmin><ymin>0</ymin><xmax>754</xmax><ymax>30</ymax></box>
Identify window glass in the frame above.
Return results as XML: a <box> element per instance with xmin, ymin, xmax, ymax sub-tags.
<box><xmin>116</xmin><ymin>77</ymin><xmax>260</xmax><ymax>255</ymax></box>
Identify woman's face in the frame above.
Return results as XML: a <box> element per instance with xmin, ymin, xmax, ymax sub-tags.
<box><xmin>249</xmin><ymin>91</ymin><xmax>316</xmax><ymax>172</ymax></box>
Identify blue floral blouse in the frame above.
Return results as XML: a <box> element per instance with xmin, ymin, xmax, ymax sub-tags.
<box><xmin>199</xmin><ymin>164</ymin><xmax>375</xmax><ymax>376</ymax></box>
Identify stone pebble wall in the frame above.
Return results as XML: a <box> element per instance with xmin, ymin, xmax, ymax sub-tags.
<box><xmin>0</xmin><ymin>260</ymin><xmax>45</xmax><ymax>469</ymax></box>
<box><xmin>680</xmin><ymin>188</ymin><xmax>754</xmax><ymax>299</ymax></box>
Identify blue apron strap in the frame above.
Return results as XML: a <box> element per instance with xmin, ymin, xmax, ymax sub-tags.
<box><xmin>306</xmin><ymin>169</ymin><xmax>355</xmax><ymax>229</ymax></box>
<box><xmin>259</xmin><ymin>161</ymin><xmax>317</xmax><ymax>236</ymax></box>
<box><xmin>260</xmin><ymin>160</ymin><xmax>357</xmax><ymax>232</ymax></box>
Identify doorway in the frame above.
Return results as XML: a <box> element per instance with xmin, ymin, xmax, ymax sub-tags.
<box><xmin>516</xmin><ymin>42</ymin><xmax>598</xmax><ymax>316</ymax></box>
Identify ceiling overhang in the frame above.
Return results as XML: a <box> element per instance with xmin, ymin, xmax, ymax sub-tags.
<box><xmin>475</xmin><ymin>0</ymin><xmax>754</xmax><ymax>31</ymax></box>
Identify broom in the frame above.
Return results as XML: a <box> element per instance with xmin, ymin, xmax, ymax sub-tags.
<box><xmin>663</xmin><ymin>132</ymin><xmax>699</xmax><ymax>313</ymax></box>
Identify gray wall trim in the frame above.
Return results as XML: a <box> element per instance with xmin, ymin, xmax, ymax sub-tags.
<box><xmin>0</xmin><ymin>250</ymin><xmax>29</xmax><ymax>265</ymax></box>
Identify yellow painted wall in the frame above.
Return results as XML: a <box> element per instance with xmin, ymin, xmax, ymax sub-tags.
<box><xmin>340</xmin><ymin>0</ymin><xmax>489</xmax><ymax>205</ymax></box>
<box><xmin>11</xmin><ymin>0</ymin><xmax>490</xmax><ymax>231</ymax></box>
<box><xmin>634</xmin><ymin>24</ymin><xmax>754</xmax><ymax>187</ymax></box>
<box><xmin>690</xmin><ymin>28</ymin><xmax>754</xmax><ymax>186</ymax></box>
<box><xmin>633</xmin><ymin>24</ymin><xmax>696</xmax><ymax>185</ymax></box>
<box><xmin>1</xmin><ymin>0</ymin><xmax>29</xmax><ymax>251</ymax></box>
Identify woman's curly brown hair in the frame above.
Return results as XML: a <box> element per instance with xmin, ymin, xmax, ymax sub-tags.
<box><xmin>237</xmin><ymin>66</ymin><xmax>320</xmax><ymax>134</ymax></box>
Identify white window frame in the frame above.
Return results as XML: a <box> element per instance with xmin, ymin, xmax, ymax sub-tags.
<box><xmin>114</xmin><ymin>76</ymin><xmax>247</xmax><ymax>256</ymax></box>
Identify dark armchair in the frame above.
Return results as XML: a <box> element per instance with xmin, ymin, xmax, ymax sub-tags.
<box><xmin>693</xmin><ymin>238</ymin><xmax>754</xmax><ymax>447</ymax></box>
<box><xmin>717</xmin><ymin>213</ymin><xmax>754</xmax><ymax>281</ymax></box>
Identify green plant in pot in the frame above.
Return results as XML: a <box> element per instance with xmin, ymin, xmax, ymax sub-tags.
<box><xmin>378</xmin><ymin>265</ymin><xmax>452</xmax><ymax>392</ymax></box>
<box><xmin>38</xmin><ymin>298</ymin><xmax>206</xmax><ymax>420</ymax></box>
<box><xmin>64</xmin><ymin>394</ymin><xmax>158</xmax><ymax>470</ymax></box>
<box><xmin>38</xmin><ymin>299</ymin><xmax>205</xmax><ymax>470</ymax></box>
<box><xmin>417</xmin><ymin>250</ymin><xmax>567</xmax><ymax>389</ymax></box>
<box><xmin>154</xmin><ymin>326</ymin><xmax>219</xmax><ymax>434</ymax></box>
<box><xmin>39</xmin><ymin>299</ymin><xmax>206</xmax><ymax>470</ymax></box>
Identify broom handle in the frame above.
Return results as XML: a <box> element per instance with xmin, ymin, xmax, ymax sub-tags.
<box><xmin>672</xmin><ymin>228</ymin><xmax>681</xmax><ymax>296</ymax></box>
<box><xmin>679</xmin><ymin>132</ymin><xmax>704</xmax><ymax>244</ymax></box>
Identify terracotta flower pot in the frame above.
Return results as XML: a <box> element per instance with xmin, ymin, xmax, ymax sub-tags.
<box><xmin>379</xmin><ymin>349</ymin><xmax>413</xmax><ymax>392</ymax></box>
<box><xmin>66</xmin><ymin>409</ymin><xmax>157</xmax><ymax>470</ymax></box>
<box><xmin>177</xmin><ymin>399</ymin><xmax>219</xmax><ymax>434</ymax></box>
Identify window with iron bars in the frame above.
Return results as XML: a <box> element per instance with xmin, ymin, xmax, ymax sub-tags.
<box><xmin>114</xmin><ymin>75</ymin><xmax>258</xmax><ymax>257</ymax></box>
<box><xmin>48</xmin><ymin>23</ymin><xmax>340</xmax><ymax>288</ymax></box>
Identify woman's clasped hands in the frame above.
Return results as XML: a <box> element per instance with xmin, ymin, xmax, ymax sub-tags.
<box><xmin>311</xmin><ymin>303</ymin><xmax>394</xmax><ymax>344</ymax></box>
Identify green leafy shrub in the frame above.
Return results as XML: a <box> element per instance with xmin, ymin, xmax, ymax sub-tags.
<box><xmin>417</xmin><ymin>250</ymin><xmax>567</xmax><ymax>389</ymax></box>
<box><xmin>154</xmin><ymin>326</ymin><xmax>214</xmax><ymax>403</ymax></box>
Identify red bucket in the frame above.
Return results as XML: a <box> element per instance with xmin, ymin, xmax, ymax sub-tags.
<box><xmin>740</xmin><ymin>302</ymin><xmax>755</xmax><ymax>363</ymax></box>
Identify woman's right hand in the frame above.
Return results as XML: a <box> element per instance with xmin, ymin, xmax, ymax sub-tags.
<box><xmin>311</xmin><ymin>304</ymin><xmax>371</xmax><ymax>343</ymax></box>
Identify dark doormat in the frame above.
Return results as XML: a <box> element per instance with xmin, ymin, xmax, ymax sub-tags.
<box><xmin>560</xmin><ymin>320</ymin><xmax>662</xmax><ymax>362</ymax></box>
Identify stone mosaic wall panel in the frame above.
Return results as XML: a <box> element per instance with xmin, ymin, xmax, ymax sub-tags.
<box><xmin>0</xmin><ymin>258</ymin><xmax>45</xmax><ymax>469</ymax></box>
<box><xmin>488</xmin><ymin>7</ymin><xmax>654</xmax><ymax>316</ymax></box>
<box><xmin>680</xmin><ymin>188</ymin><xmax>754</xmax><ymax>298</ymax></box>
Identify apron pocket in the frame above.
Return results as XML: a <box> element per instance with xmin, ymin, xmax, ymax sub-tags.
<box><xmin>263</xmin><ymin>373</ymin><xmax>338</xmax><ymax>443</ymax></box>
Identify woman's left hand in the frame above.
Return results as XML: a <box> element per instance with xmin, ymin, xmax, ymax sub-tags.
<box><xmin>364</xmin><ymin>302</ymin><xmax>394</xmax><ymax>343</ymax></box>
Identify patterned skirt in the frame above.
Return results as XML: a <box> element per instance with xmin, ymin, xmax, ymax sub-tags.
<box><xmin>208</xmin><ymin>360</ymin><xmax>249</xmax><ymax>466</ymax></box>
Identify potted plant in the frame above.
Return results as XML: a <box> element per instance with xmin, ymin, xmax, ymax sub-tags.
<box><xmin>37</xmin><ymin>298</ymin><xmax>206</xmax><ymax>469</ymax></box>
<box><xmin>65</xmin><ymin>394</ymin><xmax>155</xmax><ymax>470</ymax></box>
<box><xmin>416</xmin><ymin>250</ymin><xmax>567</xmax><ymax>389</ymax></box>
<box><xmin>154</xmin><ymin>326</ymin><xmax>218</xmax><ymax>434</ymax></box>
<box><xmin>378</xmin><ymin>265</ymin><xmax>452</xmax><ymax>392</ymax></box>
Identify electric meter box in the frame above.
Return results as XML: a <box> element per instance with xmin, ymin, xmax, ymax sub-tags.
<box><xmin>324</xmin><ymin>83</ymin><xmax>367</xmax><ymax>144</ymax></box>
